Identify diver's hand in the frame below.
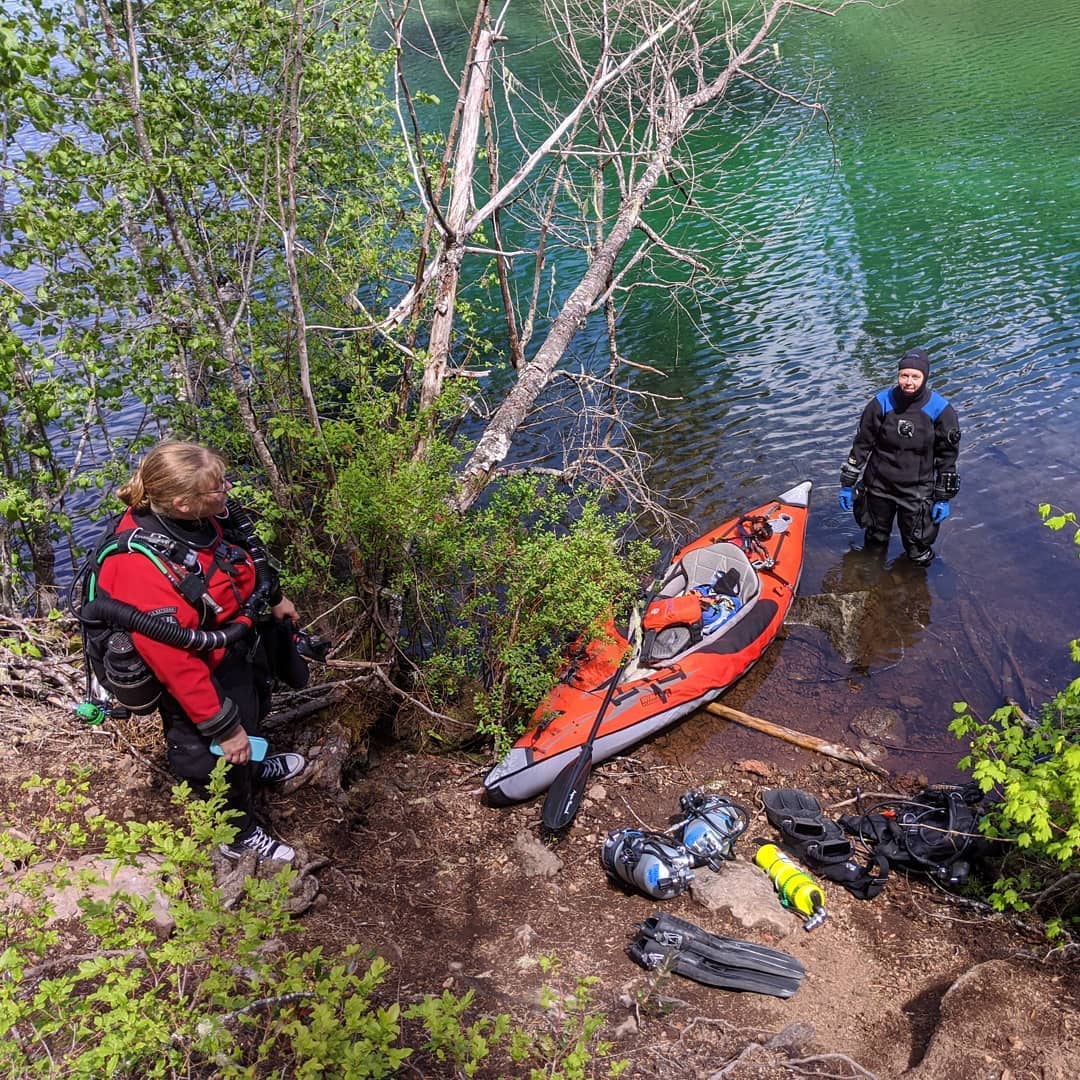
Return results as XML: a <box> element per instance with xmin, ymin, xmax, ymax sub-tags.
<box><xmin>272</xmin><ymin>596</ymin><xmax>299</xmax><ymax>623</ymax></box>
<box><xmin>218</xmin><ymin>725</ymin><xmax>251</xmax><ymax>765</ymax></box>
<box><xmin>838</xmin><ymin>487</ymin><xmax>854</xmax><ymax>513</ymax></box>
<box><xmin>931</xmin><ymin>500</ymin><xmax>950</xmax><ymax>524</ymax></box>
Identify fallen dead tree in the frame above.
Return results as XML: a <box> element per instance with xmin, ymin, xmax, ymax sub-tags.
<box><xmin>0</xmin><ymin>615</ymin><xmax>83</xmax><ymax>710</ymax></box>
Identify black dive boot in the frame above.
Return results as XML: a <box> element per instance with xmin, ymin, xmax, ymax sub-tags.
<box><xmin>762</xmin><ymin>788</ymin><xmax>888</xmax><ymax>900</ymax></box>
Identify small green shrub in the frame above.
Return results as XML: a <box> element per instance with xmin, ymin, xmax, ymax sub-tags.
<box><xmin>948</xmin><ymin>504</ymin><xmax>1080</xmax><ymax>936</ymax></box>
<box><xmin>0</xmin><ymin>765</ymin><xmax>411</xmax><ymax>1077</ymax></box>
<box><xmin>950</xmin><ymin>690</ymin><xmax>1080</xmax><ymax>936</ymax></box>
<box><xmin>405</xmin><ymin>989</ymin><xmax>511</xmax><ymax>1077</ymax></box>
<box><xmin>410</xmin><ymin>476</ymin><xmax>655</xmax><ymax>752</ymax></box>
<box><xmin>0</xmin><ymin>767</ymin><xmax>629</xmax><ymax>1076</ymax></box>
<box><xmin>506</xmin><ymin>956</ymin><xmax>630</xmax><ymax>1079</ymax></box>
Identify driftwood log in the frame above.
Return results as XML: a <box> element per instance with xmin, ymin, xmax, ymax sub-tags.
<box><xmin>702</xmin><ymin>701</ymin><xmax>890</xmax><ymax>778</ymax></box>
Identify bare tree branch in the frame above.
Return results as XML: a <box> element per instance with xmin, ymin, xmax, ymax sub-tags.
<box><xmin>379</xmin><ymin>0</ymin><xmax>859</xmax><ymax>515</ymax></box>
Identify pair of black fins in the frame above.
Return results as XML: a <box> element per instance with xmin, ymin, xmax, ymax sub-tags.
<box><xmin>762</xmin><ymin>787</ymin><xmax>888</xmax><ymax>900</ymax></box>
<box><xmin>629</xmin><ymin>912</ymin><xmax>804</xmax><ymax>998</ymax></box>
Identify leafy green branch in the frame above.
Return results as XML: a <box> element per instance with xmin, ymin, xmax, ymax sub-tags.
<box><xmin>948</xmin><ymin>505</ymin><xmax>1080</xmax><ymax>938</ymax></box>
<box><xmin>1</xmin><ymin>765</ymin><xmax>627</xmax><ymax>1076</ymax></box>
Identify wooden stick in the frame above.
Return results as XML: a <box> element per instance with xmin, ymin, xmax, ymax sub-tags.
<box><xmin>702</xmin><ymin>702</ymin><xmax>890</xmax><ymax>778</ymax></box>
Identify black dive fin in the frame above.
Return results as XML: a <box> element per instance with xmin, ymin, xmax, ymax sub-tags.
<box><xmin>629</xmin><ymin>939</ymin><xmax>803</xmax><ymax>998</ymax></box>
<box><xmin>762</xmin><ymin>787</ymin><xmax>824</xmax><ymax>831</ymax></box>
<box><xmin>761</xmin><ymin>787</ymin><xmax>854</xmax><ymax>865</ymax></box>
<box><xmin>629</xmin><ymin>912</ymin><xmax>805</xmax><ymax>998</ymax></box>
<box><xmin>639</xmin><ymin>913</ymin><xmax>805</xmax><ymax>980</ymax></box>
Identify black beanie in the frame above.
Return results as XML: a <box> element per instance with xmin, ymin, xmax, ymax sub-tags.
<box><xmin>899</xmin><ymin>347</ymin><xmax>930</xmax><ymax>377</ymax></box>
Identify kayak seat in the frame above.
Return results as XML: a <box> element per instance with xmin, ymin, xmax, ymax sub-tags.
<box><xmin>621</xmin><ymin>542</ymin><xmax>763</xmax><ymax>679</ymax></box>
<box><xmin>660</xmin><ymin>543</ymin><xmax>760</xmax><ymax>607</ymax></box>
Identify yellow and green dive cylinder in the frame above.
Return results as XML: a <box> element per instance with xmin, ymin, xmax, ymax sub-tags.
<box><xmin>754</xmin><ymin>843</ymin><xmax>827</xmax><ymax>931</ymax></box>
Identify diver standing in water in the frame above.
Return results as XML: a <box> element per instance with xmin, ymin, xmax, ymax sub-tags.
<box><xmin>838</xmin><ymin>347</ymin><xmax>961</xmax><ymax>565</ymax></box>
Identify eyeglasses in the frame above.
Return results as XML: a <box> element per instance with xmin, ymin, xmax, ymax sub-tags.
<box><xmin>196</xmin><ymin>478</ymin><xmax>233</xmax><ymax>496</ymax></box>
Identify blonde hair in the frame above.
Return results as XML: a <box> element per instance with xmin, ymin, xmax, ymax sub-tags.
<box><xmin>118</xmin><ymin>441</ymin><xmax>227</xmax><ymax>513</ymax></box>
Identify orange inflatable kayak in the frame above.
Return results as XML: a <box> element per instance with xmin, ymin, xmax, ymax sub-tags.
<box><xmin>483</xmin><ymin>481</ymin><xmax>812</xmax><ymax>804</ymax></box>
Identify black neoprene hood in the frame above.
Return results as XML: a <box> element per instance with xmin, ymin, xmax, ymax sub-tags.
<box><xmin>899</xmin><ymin>347</ymin><xmax>930</xmax><ymax>377</ymax></box>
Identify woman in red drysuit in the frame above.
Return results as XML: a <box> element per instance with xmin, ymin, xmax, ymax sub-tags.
<box><xmin>96</xmin><ymin>441</ymin><xmax>304</xmax><ymax>862</ymax></box>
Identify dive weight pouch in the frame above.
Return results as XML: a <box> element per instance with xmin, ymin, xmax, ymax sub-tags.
<box><xmin>265</xmin><ymin>617</ymin><xmax>311</xmax><ymax>690</ymax></box>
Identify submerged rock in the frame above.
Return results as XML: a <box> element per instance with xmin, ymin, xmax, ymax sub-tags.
<box><xmin>790</xmin><ymin>591</ymin><xmax>871</xmax><ymax>664</ymax></box>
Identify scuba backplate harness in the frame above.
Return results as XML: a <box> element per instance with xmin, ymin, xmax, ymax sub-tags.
<box><xmin>838</xmin><ymin>783</ymin><xmax>991</xmax><ymax>887</ymax></box>
<box><xmin>71</xmin><ymin>503</ymin><xmax>276</xmax><ymax>717</ymax></box>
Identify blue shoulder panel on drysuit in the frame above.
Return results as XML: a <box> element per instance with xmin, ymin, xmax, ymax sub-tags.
<box><xmin>875</xmin><ymin>388</ymin><xmax>893</xmax><ymax>416</ymax></box>
<box><xmin>921</xmin><ymin>391</ymin><xmax>949</xmax><ymax>421</ymax></box>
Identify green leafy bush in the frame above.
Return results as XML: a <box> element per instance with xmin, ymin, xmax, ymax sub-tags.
<box><xmin>405</xmin><ymin>989</ymin><xmax>511</xmax><ymax>1077</ymax></box>
<box><xmin>407</xmin><ymin>476</ymin><xmax>656</xmax><ymax>752</ymax></box>
<box><xmin>0</xmin><ymin>766</ymin><xmax>411</xmax><ymax>1076</ymax></box>
<box><xmin>948</xmin><ymin>505</ymin><xmax>1080</xmax><ymax>936</ymax></box>
<box><xmin>0</xmin><ymin>767</ymin><xmax>628</xmax><ymax>1076</ymax></box>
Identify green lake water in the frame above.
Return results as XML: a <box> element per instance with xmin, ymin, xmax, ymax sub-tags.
<box><xmin>405</xmin><ymin>0</ymin><xmax>1080</xmax><ymax>771</ymax></box>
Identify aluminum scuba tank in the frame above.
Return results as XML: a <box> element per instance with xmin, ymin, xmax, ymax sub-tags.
<box><xmin>754</xmin><ymin>843</ymin><xmax>827</xmax><ymax>931</ymax></box>
<box><xmin>102</xmin><ymin>631</ymin><xmax>162</xmax><ymax>714</ymax></box>
<box><xmin>601</xmin><ymin>827</ymin><xmax>695</xmax><ymax>900</ymax></box>
<box><xmin>679</xmin><ymin>791</ymin><xmax>750</xmax><ymax>869</ymax></box>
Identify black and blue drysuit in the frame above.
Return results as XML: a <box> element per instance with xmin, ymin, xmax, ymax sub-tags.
<box><xmin>840</xmin><ymin>383</ymin><xmax>961</xmax><ymax>565</ymax></box>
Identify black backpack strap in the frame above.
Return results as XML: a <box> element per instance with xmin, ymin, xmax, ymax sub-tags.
<box><xmin>817</xmin><ymin>851</ymin><xmax>890</xmax><ymax>900</ymax></box>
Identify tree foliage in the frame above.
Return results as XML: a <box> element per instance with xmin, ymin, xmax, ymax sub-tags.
<box><xmin>410</xmin><ymin>476</ymin><xmax>655</xmax><ymax>751</ymax></box>
<box><xmin>949</xmin><ymin>506</ymin><xmax>1080</xmax><ymax>935</ymax></box>
<box><xmin>2</xmin><ymin>0</ymin><xmax>847</xmax><ymax>735</ymax></box>
<box><xmin>1</xmin><ymin>0</ymin><xmax>415</xmax><ymax>610</ymax></box>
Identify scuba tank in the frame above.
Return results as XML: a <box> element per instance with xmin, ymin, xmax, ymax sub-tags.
<box><xmin>754</xmin><ymin>843</ymin><xmax>827</xmax><ymax>931</ymax></box>
<box><xmin>101</xmin><ymin>631</ymin><xmax>162</xmax><ymax>715</ymax></box>
<box><xmin>678</xmin><ymin>791</ymin><xmax>750</xmax><ymax>870</ymax></box>
<box><xmin>601</xmin><ymin>828</ymin><xmax>695</xmax><ymax>900</ymax></box>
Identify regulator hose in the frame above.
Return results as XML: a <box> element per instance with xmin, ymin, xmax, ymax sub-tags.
<box><xmin>80</xmin><ymin>595</ymin><xmax>252</xmax><ymax>652</ymax></box>
<box><xmin>224</xmin><ymin>501</ymin><xmax>276</xmax><ymax>609</ymax></box>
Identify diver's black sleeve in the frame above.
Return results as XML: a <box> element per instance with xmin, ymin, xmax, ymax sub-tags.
<box><xmin>840</xmin><ymin>395</ymin><xmax>885</xmax><ymax>487</ymax></box>
<box><xmin>931</xmin><ymin>402</ymin><xmax>961</xmax><ymax>501</ymax></box>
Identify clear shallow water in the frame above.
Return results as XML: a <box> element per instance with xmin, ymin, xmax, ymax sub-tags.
<box><xmin>405</xmin><ymin>0</ymin><xmax>1080</xmax><ymax>772</ymax></box>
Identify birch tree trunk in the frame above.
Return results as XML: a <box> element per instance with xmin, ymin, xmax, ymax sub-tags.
<box><xmin>420</xmin><ymin>25</ymin><xmax>500</xmax><ymax>412</ymax></box>
<box><xmin>389</xmin><ymin>0</ymin><xmax>848</xmax><ymax>511</ymax></box>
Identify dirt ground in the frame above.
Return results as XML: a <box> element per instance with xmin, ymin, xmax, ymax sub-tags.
<box><xmin>3</xmin><ymin>687</ymin><xmax>1079</xmax><ymax>1080</ymax></box>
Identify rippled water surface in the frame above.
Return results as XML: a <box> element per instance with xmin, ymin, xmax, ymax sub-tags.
<box><xmin>22</xmin><ymin>1</ymin><xmax>1076</xmax><ymax>775</ymax></box>
<box><xmin>418</xmin><ymin>0</ymin><xmax>1080</xmax><ymax>773</ymax></box>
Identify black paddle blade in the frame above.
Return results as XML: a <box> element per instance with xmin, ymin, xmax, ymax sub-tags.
<box><xmin>541</xmin><ymin>747</ymin><xmax>594</xmax><ymax>831</ymax></box>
